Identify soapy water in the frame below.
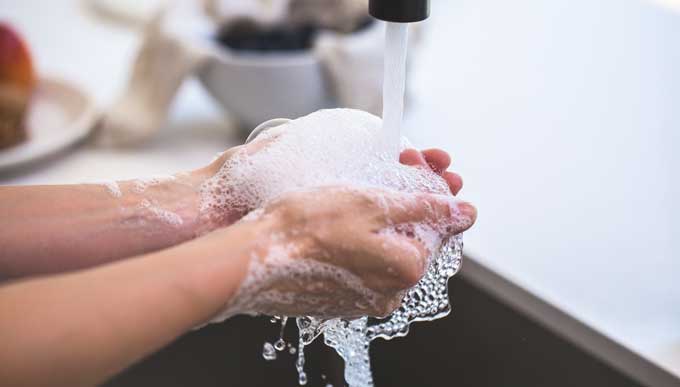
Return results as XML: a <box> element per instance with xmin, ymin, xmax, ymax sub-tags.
<box><xmin>139</xmin><ymin>198</ymin><xmax>184</xmax><ymax>227</ymax></box>
<box><xmin>102</xmin><ymin>181</ymin><xmax>122</xmax><ymax>198</ymax></box>
<box><xmin>199</xmin><ymin>23</ymin><xmax>464</xmax><ymax>387</ymax></box>
<box><xmin>132</xmin><ymin>175</ymin><xmax>176</xmax><ymax>194</ymax></box>
<box><xmin>101</xmin><ymin>176</ymin><xmax>187</xmax><ymax>228</ymax></box>
<box><xmin>200</xmin><ymin>108</ymin><xmax>464</xmax><ymax>386</ymax></box>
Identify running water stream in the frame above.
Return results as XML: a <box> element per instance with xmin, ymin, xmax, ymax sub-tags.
<box><xmin>255</xmin><ymin>22</ymin><xmax>465</xmax><ymax>387</ymax></box>
<box><xmin>381</xmin><ymin>23</ymin><xmax>410</xmax><ymax>157</ymax></box>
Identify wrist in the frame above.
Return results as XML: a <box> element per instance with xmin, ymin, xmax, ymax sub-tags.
<box><xmin>114</xmin><ymin>171</ymin><xmax>208</xmax><ymax>243</ymax></box>
<box><xmin>166</xmin><ymin>213</ymin><xmax>279</xmax><ymax>323</ymax></box>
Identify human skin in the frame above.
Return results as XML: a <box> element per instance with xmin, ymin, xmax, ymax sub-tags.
<box><xmin>0</xmin><ymin>142</ymin><xmax>475</xmax><ymax>386</ymax></box>
<box><xmin>0</xmin><ymin>185</ymin><xmax>475</xmax><ymax>387</ymax></box>
<box><xmin>0</xmin><ymin>147</ymin><xmax>463</xmax><ymax>279</ymax></box>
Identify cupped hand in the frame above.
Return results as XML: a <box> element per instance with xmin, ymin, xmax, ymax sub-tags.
<box><xmin>205</xmin><ymin>145</ymin><xmax>463</xmax><ymax>195</ymax></box>
<box><xmin>225</xmin><ymin>186</ymin><xmax>477</xmax><ymax>319</ymax></box>
<box><xmin>195</xmin><ymin>141</ymin><xmax>465</xmax><ymax>232</ymax></box>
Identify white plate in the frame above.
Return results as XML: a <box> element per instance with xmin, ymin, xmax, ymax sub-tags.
<box><xmin>88</xmin><ymin>0</ymin><xmax>167</xmax><ymax>27</ymax></box>
<box><xmin>0</xmin><ymin>78</ymin><xmax>98</xmax><ymax>173</ymax></box>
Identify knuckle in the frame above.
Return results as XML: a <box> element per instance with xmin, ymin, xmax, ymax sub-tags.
<box><xmin>355</xmin><ymin>189</ymin><xmax>378</xmax><ymax>209</ymax></box>
<box><xmin>370</xmin><ymin>297</ymin><xmax>402</xmax><ymax>318</ymax></box>
<box><xmin>399</xmin><ymin>263</ymin><xmax>426</xmax><ymax>289</ymax></box>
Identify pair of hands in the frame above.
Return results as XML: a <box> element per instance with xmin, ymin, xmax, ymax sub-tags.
<box><xmin>0</xmin><ymin>134</ymin><xmax>476</xmax><ymax>387</ymax></box>
<box><xmin>198</xmin><ymin>143</ymin><xmax>476</xmax><ymax>319</ymax></box>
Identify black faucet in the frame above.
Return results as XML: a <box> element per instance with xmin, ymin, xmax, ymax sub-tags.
<box><xmin>369</xmin><ymin>0</ymin><xmax>430</xmax><ymax>23</ymax></box>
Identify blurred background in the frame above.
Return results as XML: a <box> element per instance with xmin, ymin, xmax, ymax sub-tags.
<box><xmin>0</xmin><ymin>0</ymin><xmax>679</xmax><ymax>386</ymax></box>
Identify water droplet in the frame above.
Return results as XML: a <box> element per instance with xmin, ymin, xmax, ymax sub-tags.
<box><xmin>298</xmin><ymin>372</ymin><xmax>308</xmax><ymax>385</ymax></box>
<box><xmin>262</xmin><ymin>342</ymin><xmax>276</xmax><ymax>361</ymax></box>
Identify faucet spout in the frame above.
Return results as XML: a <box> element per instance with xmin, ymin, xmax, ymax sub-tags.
<box><xmin>369</xmin><ymin>0</ymin><xmax>430</xmax><ymax>23</ymax></box>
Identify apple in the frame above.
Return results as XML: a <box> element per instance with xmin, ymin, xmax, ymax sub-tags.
<box><xmin>0</xmin><ymin>23</ymin><xmax>35</xmax><ymax>90</ymax></box>
<box><xmin>0</xmin><ymin>23</ymin><xmax>35</xmax><ymax>148</ymax></box>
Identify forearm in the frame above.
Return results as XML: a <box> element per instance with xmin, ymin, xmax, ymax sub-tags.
<box><xmin>0</xmin><ymin>169</ymin><xmax>223</xmax><ymax>278</ymax></box>
<box><xmin>0</xmin><ymin>219</ymin><xmax>262</xmax><ymax>387</ymax></box>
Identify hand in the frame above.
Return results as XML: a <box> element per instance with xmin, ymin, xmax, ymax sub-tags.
<box><xmin>193</xmin><ymin>142</ymin><xmax>466</xmax><ymax>232</ymax></box>
<box><xmin>400</xmin><ymin>148</ymin><xmax>463</xmax><ymax>195</ymax></box>
<box><xmin>220</xmin><ymin>186</ymin><xmax>476</xmax><ymax>319</ymax></box>
<box><xmin>191</xmin><ymin>135</ymin><xmax>280</xmax><ymax>232</ymax></box>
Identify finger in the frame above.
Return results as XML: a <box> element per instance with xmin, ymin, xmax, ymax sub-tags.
<box><xmin>363</xmin><ymin>232</ymin><xmax>428</xmax><ymax>291</ymax></box>
<box><xmin>399</xmin><ymin>148</ymin><xmax>428</xmax><ymax>167</ymax></box>
<box><xmin>383</xmin><ymin>236</ymin><xmax>428</xmax><ymax>290</ymax></box>
<box><xmin>443</xmin><ymin>171</ymin><xmax>463</xmax><ymax>195</ymax></box>
<box><xmin>386</xmin><ymin>192</ymin><xmax>477</xmax><ymax>235</ymax></box>
<box><xmin>422</xmin><ymin>148</ymin><xmax>451</xmax><ymax>174</ymax></box>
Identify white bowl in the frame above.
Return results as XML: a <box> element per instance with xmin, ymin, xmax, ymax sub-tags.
<box><xmin>198</xmin><ymin>48</ymin><xmax>333</xmax><ymax>129</ymax></box>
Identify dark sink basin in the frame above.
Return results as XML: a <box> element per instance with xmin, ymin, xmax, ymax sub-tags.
<box><xmin>104</xmin><ymin>266</ymin><xmax>650</xmax><ymax>387</ymax></box>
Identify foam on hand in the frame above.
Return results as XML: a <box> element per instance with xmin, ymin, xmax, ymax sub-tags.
<box><xmin>199</xmin><ymin>108</ymin><xmax>465</xmax><ymax>387</ymax></box>
<box><xmin>200</xmin><ymin>108</ymin><xmax>450</xmax><ymax>219</ymax></box>
<box><xmin>102</xmin><ymin>181</ymin><xmax>123</xmax><ymax>198</ymax></box>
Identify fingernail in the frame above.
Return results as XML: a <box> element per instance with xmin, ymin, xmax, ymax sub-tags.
<box><xmin>457</xmin><ymin>202</ymin><xmax>477</xmax><ymax>222</ymax></box>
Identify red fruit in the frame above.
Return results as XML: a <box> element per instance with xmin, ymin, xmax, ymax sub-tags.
<box><xmin>0</xmin><ymin>23</ymin><xmax>35</xmax><ymax>90</ymax></box>
<box><xmin>0</xmin><ymin>23</ymin><xmax>35</xmax><ymax>149</ymax></box>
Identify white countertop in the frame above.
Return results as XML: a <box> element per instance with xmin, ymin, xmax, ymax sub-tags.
<box><xmin>1</xmin><ymin>0</ymin><xmax>679</xmax><ymax>381</ymax></box>
<box><xmin>406</xmin><ymin>0</ymin><xmax>680</xmax><ymax>379</ymax></box>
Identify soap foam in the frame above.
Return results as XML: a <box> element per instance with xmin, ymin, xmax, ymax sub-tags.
<box><xmin>209</xmin><ymin>235</ymin><xmax>383</xmax><ymax>323</ymax></box>
<box><xmin>132</xmin><ymin>175</ymin><xmax>176</xmax><ymax>194</ymax></box>
<box><xmin>200</xmin><ymin>109</ymin><xmax>450</xmax><ymax>221</ymax></box>
<box><xmin>199</xmin><ymin>108</ymin><xmax>464</xmax><ymax>387</ymax></box>
<box><xmin>139</xmin><ymin>198</ymin><xmax>184</xmax><ymax>227</ymax></box>
<box><xmin>102</xmin><ymin>181</ymin><xmax>122</xmax><ymax>198</ymax></box>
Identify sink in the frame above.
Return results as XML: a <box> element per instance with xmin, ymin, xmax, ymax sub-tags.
<box><xmin>104</xmin><ymin>269</ymin><xmax>645</xmax><ymax>387</ymax></box>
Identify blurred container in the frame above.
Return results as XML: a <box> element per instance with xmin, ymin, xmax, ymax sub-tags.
<box><xmin>198</xmin><ymin>50</ymin><xmax>331</xmax><ymax>129</ymax></box>
<box><xmin>198</xmin><ymin>19</ymin><xmax>383</xmax><ymax>129</ymax></box>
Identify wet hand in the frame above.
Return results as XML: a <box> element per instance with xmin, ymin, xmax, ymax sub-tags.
<box><xmin>195</xmin><ymin>144</ymin><xmax>465</xmax><ymax>231</ymax></box>
<box><xmin>225</xmin><ymin>186</ymin><xmax>477</xmax><ymax>319</ymax></box>
<box><xmin>399</xmin><ymin>148</ymin><xmax>463</xmax><ymax>195</ymax></box>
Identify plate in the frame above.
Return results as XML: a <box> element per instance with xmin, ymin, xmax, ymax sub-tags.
<box><xmin>88</xmin><ymin>0</ymin><xmax>167</xmax><ymax>27</ymax></box>
<box><xmin>0</xmin><ymin>77</ymin><xmax>98</xmax><ymax>173</ymax></box>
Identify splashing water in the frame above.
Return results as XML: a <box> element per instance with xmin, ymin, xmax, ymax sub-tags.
<box><xmin>262</xmin><ymin>342</ymin><xmax>277</xmax><ymax>361</ymax></box>
<box><xmin>251</xmin><ymin>23</ymin><xmax>466</xmax><ymax>387</ymax></box>
<box><xmin>282</xmin><ymin>235</ymin><xmax>462</xmax><ymax>387</ymax></box>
